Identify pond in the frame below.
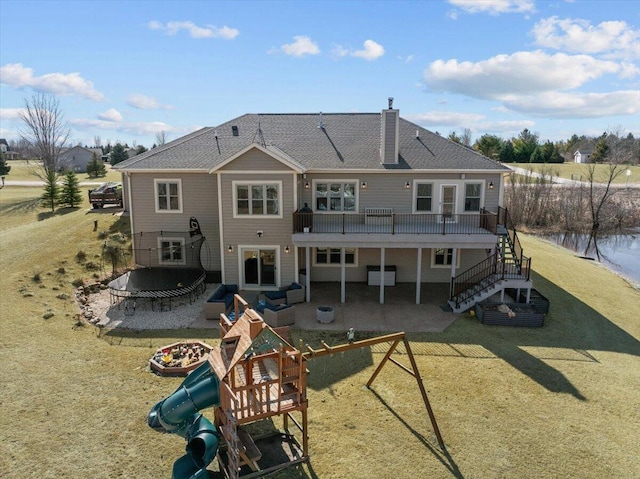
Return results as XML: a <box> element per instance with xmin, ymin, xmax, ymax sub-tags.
<box><xmin>541</xmin><ymin>231</ymin><xmax>640</xmax><ymax>285</ymax></box>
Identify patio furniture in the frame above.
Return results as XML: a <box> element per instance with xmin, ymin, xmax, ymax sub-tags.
<box><xmin>204</xmin><ymin>284</ymin><xmax>238</xmax><ymax>319</ymax></box>
<box><xmin>260</xmin><ymin>282</ymin><xmax>305</xmax><ymax>305</ymax></box>
<box><xmin>255</xmin><ymin>300</ymin><xmax>296</xmax><ymax>327</ymax></box>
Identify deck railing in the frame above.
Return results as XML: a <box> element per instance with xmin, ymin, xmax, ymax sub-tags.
<box><xmin>293</xmin><ymin>210</ymin><xmax>498</xmax><ymax>235</ymax></box>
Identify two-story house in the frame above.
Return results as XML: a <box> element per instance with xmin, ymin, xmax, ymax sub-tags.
<box><xmin>58</xmin><ymin>145</ymin><xmax>104</xmax><ymax>172</ymax></box>
<box><xmin>115</xmin><ymin>102</ymin><xmax>532</xmax><ymax>312</ymax></box>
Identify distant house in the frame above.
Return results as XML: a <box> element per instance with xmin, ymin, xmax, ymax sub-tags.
<box><xmin>58</xmin><ymin>146</ymin><xmax>104</xmax><ymax>173</ymax></box>
<box><xmin>573</xmin><ymin>149</ymin><xmax>592</xmax><ymax>164</ymax></box>
<box><xmin>0</xmin><ymin>139</ymin><xmax>21</xmax><ymax>160</ymax></box>
<box><xmin>126</xmin><ymin>148</ymin><xmax>138</xmax><ymax>158</ymax></box>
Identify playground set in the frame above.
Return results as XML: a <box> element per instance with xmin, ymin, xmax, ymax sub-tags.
<box><xmin>148</xmin><ymin>294</ymin><xmax>444</xmax><ymax>479</ymax></box>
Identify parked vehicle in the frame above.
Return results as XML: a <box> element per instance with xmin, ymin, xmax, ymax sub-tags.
<box><xmin>88</xmin><ymin>182</ymin><xmax>123</xmax><ymax>209</ymax></box>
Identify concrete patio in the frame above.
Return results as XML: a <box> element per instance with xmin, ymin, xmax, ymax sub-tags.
<box><xmin>190</xmin><ymin>282</ymin><xmax>459</xmax><ymax>333</ymax></box>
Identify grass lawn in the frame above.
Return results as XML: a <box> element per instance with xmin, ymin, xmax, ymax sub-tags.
<box><xmin>511</xmin><ymin>162</ymin><xmax>639</xmax><ymax>184</ymax></box>
<box><xmin>3</xmin><ymin>159</ymin><xmax>122</xmax><ymax>183</ymax></box>
<box><xmin>1</xmin><ymin>186</ymin><xmax>639</xmax><ymax>479</ymax></box>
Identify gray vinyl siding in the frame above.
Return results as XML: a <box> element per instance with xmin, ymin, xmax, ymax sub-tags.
<box><xmin>219</xmin><ymin>170</ymin><xmax>296</xmax><ymax>286</ymax></box>
<box><xmin>298</xmin><ymin>173</ymin><xmax>502</xmax><ymax>214</ymax></box>
<box><xmin>219</xmin><ymin>148</ymin><xmax>291</xmax><ymax>172</ymax></box>
<box><xmin>128</xmin><ymin>172</ymin><xmax>220</xmax><ymax>271</ymax></box>
<box><xmin>306</xmin><ymin>247</ymin><xmax>485</xmax><ymax>283</ymax></box>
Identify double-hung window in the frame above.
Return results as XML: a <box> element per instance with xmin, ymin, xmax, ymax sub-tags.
<box><xmin>159</xmin><ymin>238</ymin><xmax>185</xmax><ymax>265</ymax></box>
<box><xmin>234</xmin><ymin>182</ymin><xmax>281</xmax><ymax>217</ymax></box>
<box><xmin>431</xmin><ymin>248</ymin><xmax>460</xmax><ymax>268</ymax></box>
<box><xmin>464</xmin><ymin>183</ymin><xmax>482</xmax><ymax>212</ymax></box>
<box><xmin>315</xmin><ymin>181</ymin><xmax>356</xmax><ymax>212</ymax></box>
<box><xmin>155</xmin><ymin>179</ymin><xmax>182</xmax><ymax>213</ymax></box>
<box><xmin>415</xmin><ymin>183</ymin><xmax>433</xmax><ymax>212</ymax></box>
<box><xmin>314</xmin><ymin>247</ymin><xmax>357</xmax><ymax>266</ymax></box>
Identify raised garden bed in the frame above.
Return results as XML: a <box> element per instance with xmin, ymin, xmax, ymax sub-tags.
<box><xmin>149</xmin><ymin>341</ymin><xmax>213</xmax><ymax>376</ymax></box>
<box><xmin>474</xmin><ymin>301</ymin><xmax>545</xmax><ymax>328</ymax></box>
<box><xmin>519</xmin><ymin>288</ymin><xmax>550</xmax><ymax>314</ymax></box>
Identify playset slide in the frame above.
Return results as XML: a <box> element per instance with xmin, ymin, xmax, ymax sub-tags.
<box><xmin>147</xmin><ymin>361</ymin><xmax>221</xmax><ymax>479</ymax></box>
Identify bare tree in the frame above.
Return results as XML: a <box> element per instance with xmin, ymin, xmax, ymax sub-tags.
<box><xmin>581</xmin><ymin>130</ymin><xmax>631</xmax><ymax>258</ymax></box>
<box><xmin>155</xmin><ymin>130</ymin><xmax>168</xmax><ymax>146</ymax></box>
<box><xmin>93</xmin><ymin>135</ymin><xmax>102</xmax><ymax>148</ymax></box>
<box><xmin>19</xmin><ymin>93</ymin><xmax>70</xmax><ymax>175</ymax></box>
<box><xmin>19</xmin><ymin>93</ymin><xmax>70</xmax><ymax>211</ymax></box>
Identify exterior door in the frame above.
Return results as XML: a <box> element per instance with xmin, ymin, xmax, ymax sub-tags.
<box><xmin>242</xmin><ymin>248</ymin><xmax>277</xmax><ymax>288</ymax></box>
<box><xmin>440</xmin><ymin>185</ymin><xmax>457</xmax><ymax>221</ymax></box>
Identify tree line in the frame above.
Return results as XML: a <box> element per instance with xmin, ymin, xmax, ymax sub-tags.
<box><xmin>447</xmin><ymin>127</ymin><xmax>640</xmax><ymax>165</ymax></box>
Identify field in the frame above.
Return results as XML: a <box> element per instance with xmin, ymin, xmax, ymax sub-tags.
<box><xmin>511</xmin><ymin>162</ymin><xmax>639</xmax><ymax>184</ymax></box>
<box><xmin>3</xmin><ymin>159</ymin><xmax>122</xmax><ymax>183</ymax></box>
<box><xmin>1</xmin><ymin>185</ymin><xmax>639</xmax><ymax>479</ymax></box>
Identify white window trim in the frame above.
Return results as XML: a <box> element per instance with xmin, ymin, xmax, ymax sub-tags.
<box><xmin>312</xmin><ymin>179</ymin><xmax>359</xmax><ymax>213</ymax></box>
<box><xmin>312</xmin><ymin>247</ymin><xmax>359</xmax><ymax>267</ymax></box>
<box><xmin>158</xmin><ymin>237</ymin><xmax>186</xmax><ymax>265</ymax></box>
<box><xmin>237</xmin><ymin>245</ymin><xmax>281</xmax><ymax>290</ymax></box>
<box><xmin>154</xmin><ymin>178</ymin><xmax>183</xmax><ymax>213</ymax></box>
<box><xmin>232</xmin><ymin>180</ymin><xmax>283</xmax><ymax>219</ymax></box>
<box><xmin>463</xmin><ymin>181</ymin><xmax>484</xmax><ymax>213</ymax></box>
<box><xmin>412</xmin><ymin>181</ymin><xmax>435</xmax><ymax>214</ymax></box>
<box><xmin>430</xmin><ymin>248</ymin><xmax>461</xmax><ymax>268</ymax></box>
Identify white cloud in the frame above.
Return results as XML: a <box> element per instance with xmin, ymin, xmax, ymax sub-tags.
<box><xmin>533</xmin><ymin>17</ymin><xmax>640</xmax><ymax>60</ymax></box>
<box><xmin>352</xmin><ymin>40</ymin><xmax>385</xmax><ymax>61</ymax></box>
<box><xmin>405</xmin><ymin>110</ymin><xmax>535</xmax><ymax>136</ymax></box>
<box><xmin>127</xmin><ymin>94</ymin><xmax>172</xmax><ymax>110</ymax></box>
<box><xmin>97</xmin><ymin>108</ymin><xmax>123</xmax><ymax>122</ymax></box>
<box><xmin>0</xmin><ymin>63</ymin><xmax>105</xmax><ymax>101</ymax></box>
<box><xmin>70</xmin><ymin>118</ymin><xmax>176</xmax><ymax>136</ymax></box>
<box><xmin>278</xmin><ymin>36</ymin><xmax>321</xmax><ymax>57</ymax></box>
<box><xmin>448</xmin><ymin>0</ymin><xmax>535</xmax><ymax>15</ymax></box>
<box><xmin>405</xmin><ymin>111</ymin><xmax>485</xmax><ymax>126</ymax></box>
<box><xmin>503</xmin><ymin>90</ymin><xmax>640</xmax><ymax>118</ymax></box>
<box><xmin>148</xmin><ymin>20</ymin><xmax>239</xmax><ymax>39</ymax></box>
<box><xmin>0</xmin><ymin>108</ymin><xmax>25</xmax><ymax>120</ymax></box>
<box><xmin>424</xmin><ymin>51</ymin><xmax>622</xmax><ymax>99</ymax></box>
<box><xmin>331</xmin><ymin>44</ymin><xmax>349</xmax><ymax>58</ymax></box>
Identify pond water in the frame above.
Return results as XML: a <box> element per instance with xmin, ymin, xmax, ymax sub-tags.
<box><xmin>541</xmin><ymin>231</ymin><xmax>640</xmax><ymax>285</ymax></box>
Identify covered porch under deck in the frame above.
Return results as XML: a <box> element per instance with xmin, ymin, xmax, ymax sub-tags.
<box><xmin>292</xmin><ymin>232</ymin><xmax>498</xmax><ymax>306</ymax></box>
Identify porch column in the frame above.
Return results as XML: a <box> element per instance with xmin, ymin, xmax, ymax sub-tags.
<box><xmin>379</xmin><ymin>247</ymin><xmax>386</xmax><ymax>304</ymax></box>
<box><xmin>340</xmin><ymin>248</ymin><xmax>346</xmax><ymax>303</ymax></box>
<box><xmin>416</xmin><ymin>248</ymin><xmax>422</xmax><ymax>304</ymax></box>
<box><xmin>450</xmin><ymin>248</ymin><xmax>458</xmax><ymax>283</ymax></box>
<box><xmin>305</xmin><ymin>246</ymin><xmax>311</xmax><ymax>302</ymax></box>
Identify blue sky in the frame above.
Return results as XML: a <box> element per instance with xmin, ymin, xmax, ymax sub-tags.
<box><xmin>1</xmin><ymin>0</ymin><xmax>639</xmax><ymax>148</ymax></box>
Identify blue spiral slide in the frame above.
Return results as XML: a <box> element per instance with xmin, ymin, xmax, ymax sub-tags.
<box><xmin>147</xmin><ymin>361</ymin><xmax>222</xmax><ymax>479</ymax></box>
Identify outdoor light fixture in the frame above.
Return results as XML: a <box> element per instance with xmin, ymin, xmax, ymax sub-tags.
<box><xmin>405</xmin><ymin>181</ymin><xmax>411</xmax><ymax>189</ymax></box>
<box><xmin>489</xmin><ymin>181</ymin><xmax>494</xmax><ymax>189</ymax></box>
<box><xmin>284</xmin><ymin>245</ymin><xmax>290</xmax><ymax>254</ymax></box>
<box><xmin>227</xmin><ymin>245</ymin><xmax>233</xmax><ymax>253</ymax></box>
<box><xmin>304</xmin><ymin>181</ymin><xmax>310</xmax><ymax>189</ymax></box>
<box><xmin>361</xmin><ymin>182</ymin><xmax>367</xmax><ymax>189</ymax></box>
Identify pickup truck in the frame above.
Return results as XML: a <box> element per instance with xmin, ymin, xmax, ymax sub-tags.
<box><xmin>88</xmin><ymin>182</ymin><xmax>123</xmax><ymax>209</ymax></box>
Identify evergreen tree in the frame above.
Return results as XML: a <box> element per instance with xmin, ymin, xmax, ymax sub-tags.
<box><xmin>512</xmin><ymin>128</ymin><xmax>539</xmax><ymax>163</ymax></box>
<box><xmin>59</xmin><ymin>170</ymin><xmax>83</xmax><ymax>208</ymax></box>
<box><xmin>41</xmin><ymin>169</ymin><xmax>60</xmax><ymax>211</ymax></box>
<box><xmin>109</xmin><ymin>143</ymin><xmax>128</xmax><ymax>165</ymax></box>
<box><xmin>499</xmin><ymin>140</ymin><xmax>516</xmax><ymax>163</ymax></box>
<box><xmin>530</xmin><ymin>146</ymin><xmax>544</xmax><ymax>163</ymax></box>
<box><xmin>0</xmin><ymin>151</ymin><xmax>11</xmax><ymax>176</ymax></box>
<box><xmin>591</xmin><ymin>138</ymin><xmax>610</xmax><ymax>163</ymax></box>
<box><xmin>86</xmin><ymin>152</ymin><xmax>106</xmax><ymax>177</ymax></box>
<box><xmin>474</xmin><ymin>134</ymin><xmax>502</xmax><ymax>159</ymax></box>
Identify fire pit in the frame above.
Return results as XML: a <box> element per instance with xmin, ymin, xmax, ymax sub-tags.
<box><xmin>149</xmin><ymin>341</ymin><xmax>213</xmax><ymax>376</ymax></box>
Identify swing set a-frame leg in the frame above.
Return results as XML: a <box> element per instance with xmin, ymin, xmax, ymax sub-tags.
<box><xmin>366</xmin><ymin>335</ymin><xmax>445</xmax><ymax>450</ymax></box>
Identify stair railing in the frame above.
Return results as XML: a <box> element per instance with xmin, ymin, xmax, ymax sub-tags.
<box><xmin>450</xmin><ymin>252</ymin><xmax>499</xmax><ymax>308</ymax></box>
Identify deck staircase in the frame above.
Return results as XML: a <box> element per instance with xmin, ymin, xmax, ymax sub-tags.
<box><xmin>448</xmin><ymin>207</ymin><xmax>532</xmax><ymax>313</ymax></box>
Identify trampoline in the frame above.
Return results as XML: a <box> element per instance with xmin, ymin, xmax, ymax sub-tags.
<box><xmin>107</xmin><ymin>217</ymin><xmax>209</xmax><ymax>313</ymax></box>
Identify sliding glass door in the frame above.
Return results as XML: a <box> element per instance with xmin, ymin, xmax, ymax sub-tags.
<box><xmin>242</xmin><ymin>248</ymin><xmax>277</xmax><ymax>288</ymax></box>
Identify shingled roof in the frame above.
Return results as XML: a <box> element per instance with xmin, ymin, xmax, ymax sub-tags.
<box><xmin>115</xmin><ymin>112</ymin><xmax>507</xmax><ymax>172</ymax></box>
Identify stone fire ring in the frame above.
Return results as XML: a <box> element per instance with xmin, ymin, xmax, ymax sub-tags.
<box><xmin>149</xmin><ymin>341</ymin><xmax>213</xmax><ymax>376</ymax></box>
